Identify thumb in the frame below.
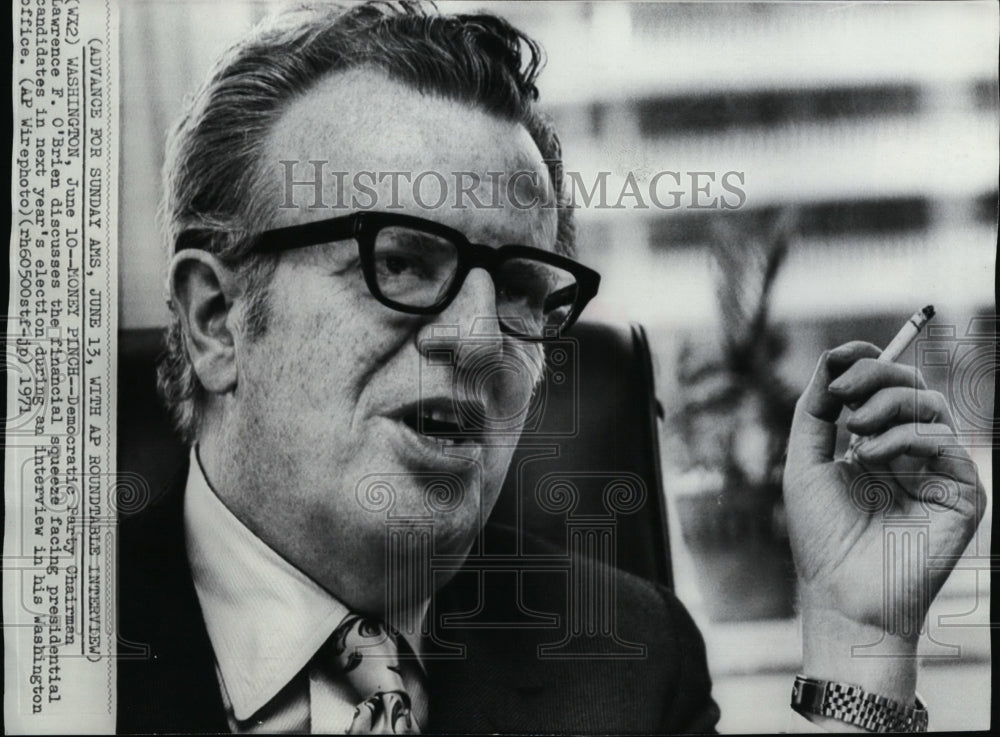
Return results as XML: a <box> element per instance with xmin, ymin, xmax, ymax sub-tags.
<box><xmin>785</xmin><ymin>342</ymin><xmax>881</xmax><ymax>479</ymax></box>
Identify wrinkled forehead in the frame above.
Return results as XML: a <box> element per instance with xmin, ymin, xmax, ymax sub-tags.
<box><xmin>260</xmin><ymin>67</ymin><xmax>558</xmax><ymax>250</ymax></box>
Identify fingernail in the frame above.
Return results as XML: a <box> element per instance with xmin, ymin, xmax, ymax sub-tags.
<box><xmin>857</xmin><ymin>437</ymin><xmax>880</xmax><ymax>456</ymax></box>
<box><xmin>828</xmin><ymin>378</ymin><xmax>847</xmax><ymax>393</ymax></box>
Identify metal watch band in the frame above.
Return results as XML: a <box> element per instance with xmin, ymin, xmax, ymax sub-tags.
<box><xmin>791</xmin><ymin>674</ymin><xmax>929</xmax><ymax>733</ymax></box>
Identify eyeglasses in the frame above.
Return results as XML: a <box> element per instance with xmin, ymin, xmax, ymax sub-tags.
<box><xmin>241</xmin><ymin>212</ymin><xmax>601</xmax><ymax>341</ymax></box>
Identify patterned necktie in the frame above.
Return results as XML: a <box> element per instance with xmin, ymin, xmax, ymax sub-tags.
<box><xmin>325</xmin><ymin>613</ymin><xmax>420</xmax><ymax>734</ymax></box>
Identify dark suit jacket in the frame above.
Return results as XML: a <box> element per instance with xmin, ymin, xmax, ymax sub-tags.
<box><xmin>117</xmin><ymin>468</ymin><xmax>719</xmax><ymax>734</ymax></box>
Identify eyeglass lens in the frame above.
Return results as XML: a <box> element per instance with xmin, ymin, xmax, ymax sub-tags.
<box><xmin>372</xmin><ymin>226</ymin><xmax>578</xmax><ymax>336</ymax></box>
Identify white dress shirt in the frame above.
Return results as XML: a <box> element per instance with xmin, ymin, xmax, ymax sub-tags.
<box><xmin>184</xmin><ymin>449</ymin><xmax>428</xmax><ymax>733</ymax></box>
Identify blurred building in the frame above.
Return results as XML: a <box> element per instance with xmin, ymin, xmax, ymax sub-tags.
<box><xmin>121</xmin><ymin>1</ymin><xmax>997</xmax><ymax>331</ymax></box>
<box><xmin>490</xmin><ymin>2</ymin><xmax>996</xmax><ymax>328</ymax></box>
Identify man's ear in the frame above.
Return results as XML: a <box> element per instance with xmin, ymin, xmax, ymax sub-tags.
<box><xmin>168</xmin><ymin>249</ymin><xmax>243</xmax><ymax>395</ymax></box>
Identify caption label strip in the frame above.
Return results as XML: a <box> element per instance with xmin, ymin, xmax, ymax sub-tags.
<box><xmin>6</xmin><ymin>0</ymin><xmax>118</xmax><ymax>732</ymax></box>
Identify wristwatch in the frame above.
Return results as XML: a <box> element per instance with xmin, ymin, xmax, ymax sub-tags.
<box><xmin>791</xmin><ymin>675</ymin><xmax>929</xmax><ymax>732</ymax></box>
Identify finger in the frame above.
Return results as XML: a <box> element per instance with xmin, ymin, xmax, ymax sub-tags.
<box><xmin>787</xmin><ymin>342</ymin><xmax>881</xmax><ymax>471</ymax></box>
<box><xmin>929</xmin><ymin>445</ymin><xmax>989</xmax><ymax>524</ymax></box>
<box><xmin>846</xmin><ymin>388</ymin><xmax>956</xmax><ymax>437</ymax></box>
<box><xmin>856</xmin><ymin>427</ymin><xmax>987</xmax><ymax>523</ymax></box>
<box><xmin>799</xmin><ymin>342</ymin><xmax>883</xmax><ymax>421</ymax></box>
<box><xmin>827</xmin><ymin>359</ymin><xmax>928</xmax><ymax>411</ymax></box>
<box><xmin>854</xmin><ymin>423</ymin><xmax>978</xmax><ymax>485</ymax></box>
<box><xmin>824</xmin><ymin>340</ymin><xmax>885</xmax><ymax>378</ymax></box>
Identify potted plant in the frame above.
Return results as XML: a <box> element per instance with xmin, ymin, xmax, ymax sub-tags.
<box><xmin>668</xmin><ymin>211</ymin><xmax>799</xmax><ymax>622</ymax></box>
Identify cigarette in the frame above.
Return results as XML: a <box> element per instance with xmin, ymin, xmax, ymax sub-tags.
<box><xmin>843</xmin><ymin>305</ymin><xmax>935</xmax><ymax>462</ymax></box>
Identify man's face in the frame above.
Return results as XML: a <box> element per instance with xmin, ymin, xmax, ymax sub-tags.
<box><xmin>216</xmin><ymin>69</ymin><xmax>558</xmax><ymax>612</ymax></box>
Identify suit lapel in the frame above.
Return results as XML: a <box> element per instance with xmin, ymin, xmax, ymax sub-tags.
<box><xmin>423</xmin><ymin>564</ymin><xmax>572</xmax><ymax>734</ymax></box>
<box><xmin>421</xmin><ymin>528</ymin><xmax>668</xmax><ymax>734</ymax></box>
<box><xmin>425</xmin><ymin>617</ymin><xmax>543</xmax><ymax>732</ymax></box>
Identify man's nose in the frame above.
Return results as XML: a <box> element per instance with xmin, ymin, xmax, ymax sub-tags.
<box><xmin>432</xmin><ymin>268</ymin><xmax>502</xmax><ymax>339</ymax></box>
<box><xmin>416</xmin><ymin>267</ymin><xmax>504</xmax><ymax>378</ymax></box>
<box><xmin>415</xmin><ymin>267</ymin><xmax>542</xmax><ymax>422</ymax></box>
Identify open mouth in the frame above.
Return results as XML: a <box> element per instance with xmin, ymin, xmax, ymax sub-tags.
<box><xmin>398</xmin><ymin>403</ymin><xmax>486</xmax><ymax>445</ymax></box>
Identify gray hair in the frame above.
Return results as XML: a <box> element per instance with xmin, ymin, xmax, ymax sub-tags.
<box><xmin>158</xmin><ymin>0</ymin><xmax>576</xmax><ymax>442</ymax></box>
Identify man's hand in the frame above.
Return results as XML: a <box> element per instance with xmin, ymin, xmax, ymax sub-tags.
<box><xmin>783</xmin><ymin>341</ymin><xmax>986</xmax><ymax>715</ymax></box>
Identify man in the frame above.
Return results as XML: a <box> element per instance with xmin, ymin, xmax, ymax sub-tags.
<box><xmin>118</xmin><ymin>2</ymin><xmax>985</xmax><ymax>733</ymax></box>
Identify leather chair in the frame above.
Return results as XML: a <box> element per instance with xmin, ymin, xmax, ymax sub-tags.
<box><xmin>116</xmin><ymin>320</ymin><xmax>672</xmax><ymax>590</ymax></box>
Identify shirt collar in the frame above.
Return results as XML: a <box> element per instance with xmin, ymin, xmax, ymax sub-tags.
<box><xmin>184</xmin><ymin>450</ymin><xmax>430</xmax><ymax>719</ymax></box>
<box><xmin>184</xmin><ymin>448</ymin><xmax>350</xmax><ymax>719</ymax></box>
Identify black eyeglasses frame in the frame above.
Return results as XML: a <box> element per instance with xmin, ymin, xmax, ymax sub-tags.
<box><xmin>221</xmin><ymin>211</ymin><xmax>602</xmax><ymax>341</ymax></box>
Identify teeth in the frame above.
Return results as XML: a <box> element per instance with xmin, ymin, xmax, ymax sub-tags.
<box><xmin>424</xmin><ymin>408</ymin><xmax>458</xmax><ymax>425</ymax></box>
